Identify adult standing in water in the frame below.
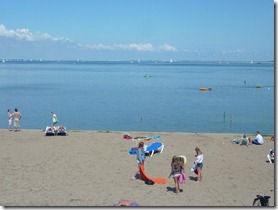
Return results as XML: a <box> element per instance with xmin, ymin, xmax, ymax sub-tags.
<box><xmin>51</xmin><ymin>112</ymin><xmax>58</xmax><ymax>126</ymax></box>
<box><xmin>13</xmin><ymin>108</ymin><xmax>21</xmax><ymax>132</ymax></box>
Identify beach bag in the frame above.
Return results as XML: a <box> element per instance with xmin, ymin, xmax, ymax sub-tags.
<box><xmin>191</xmin><ymin>164</ymin><xmax>196</xmax><ymax>172</ymax></box>
<box><xmin>145</xmin><ymin>179</ymin><xmax>155</xmax><ymax>185</ymax></box>
<box><xmin>179</xmin><ymin>172</ymin><xmax>186</xmax><ymax>184</ymax></box>
<box><xmin>191</xmin><ymin>164</ymin><xmax>199</xmax><ymax>175</ymax></box>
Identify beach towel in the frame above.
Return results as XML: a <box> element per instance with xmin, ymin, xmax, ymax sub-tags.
<box><xmin>123</xmin><ymin>133</ymin><xmax>132</xmax><ymax>139</ymax></box>
<box><xmin>139</xmin><ymin>164</ymin><xmax>166</xmax><ymax>184</ymax></box>
<box><xmin>179</xmin><ymin>172</ymin><xmax>186</xmax><ymax>184</ymax></box>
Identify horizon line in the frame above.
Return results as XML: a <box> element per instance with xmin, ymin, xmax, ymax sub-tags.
<box><xmin>0</xmin><ymin>58</ymin><xmax>274</xmax><ymax>63</ymax></box>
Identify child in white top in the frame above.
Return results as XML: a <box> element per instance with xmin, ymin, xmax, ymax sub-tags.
<box><xmin>194</xmin><ymin>147</ymin><xmax>203</xmax><ymax>182</ymax></box>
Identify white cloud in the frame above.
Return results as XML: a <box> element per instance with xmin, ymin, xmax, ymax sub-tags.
<box><xmin>0</xmin><ymin>24</ymin><xmax>72</xmax><ymax>42</ymax></box>
<box><xmin>84</xmin><ymin>43</ymin><xmax>154</xmax><ymax>51</ymax></box>
<box><xmin>158</xmin><ymin>44</ymin><xmax>177</xmax><ymax>52</ymax></box>
<box><xmin>0</xmin><ymin>24</ymin><xmax>178</xmax><ymax>52</ymax></box>
<box><xmin>119</xmin><ymin>43</ymin><xmax>154</xmax><ymax>51</ymax></box>
<box><xmin>85</xmin><ymin>43</ymin><xmax>178</xmax><ymax>52</ymax></box>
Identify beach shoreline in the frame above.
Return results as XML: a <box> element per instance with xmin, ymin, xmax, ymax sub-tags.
<box><xmin>0</xmin><ymin>129</ymin><xmax>274</xmax><ymax>206</ymax></box>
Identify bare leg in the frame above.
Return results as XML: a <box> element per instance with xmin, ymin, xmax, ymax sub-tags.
<box><xmin>174</xmin><ymin>177</ymin><xmax>180</xmax><ymax>194</ymax></box>
<box><xmin>199</xmin><ymin>168</ymin><xmax>203</xmax><ymax>181</ymax></box>
<box><xmin>133</xmin><ymin>163</ymin><xmax>141</xmax><ymax>180</ymax></box>
<box><xmin>197</xmin><ymin>168</ymin><xmax>202</xmax><ymax>182</ymax></box>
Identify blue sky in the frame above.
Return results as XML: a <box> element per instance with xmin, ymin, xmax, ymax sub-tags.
<box><xmin>0</xmin><ymin>0</ymin><xmax>274</xmax><ymax>61</ymax></box>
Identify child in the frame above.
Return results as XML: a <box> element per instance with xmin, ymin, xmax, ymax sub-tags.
<box><xmin>168</xmin><ymin>156</ymin><xmax>182</xmax><ymax>194</ymax></box>
<box><xmin>240</xmin><ymin>133</ymin><xmax>249</xmax><ymax>146</ymax></box>
<box><xmin>132</xmin><ymin>142</ymin><xmax>145</xmax><ymax>180</ymax></box>
<box><xmin>194</xmin><ymin>147</ymin><xmax>204</xmax><ymax>182</ymax></box>
<box><xmin>267</xmin><ymin>148</ymin><xmax>274</xmax><ymax>164</ymax></box>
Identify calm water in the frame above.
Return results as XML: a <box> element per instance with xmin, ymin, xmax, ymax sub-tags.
<box><xmin>0</xmin><ymin>60</ymin><xmax>274</xmax><ymax>134</ymax></box>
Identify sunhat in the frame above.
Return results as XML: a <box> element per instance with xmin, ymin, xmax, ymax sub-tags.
<box><xmin>179</xmin><ymin>155</ymin><xmax>187</xmax><ymax>165</ymax></box>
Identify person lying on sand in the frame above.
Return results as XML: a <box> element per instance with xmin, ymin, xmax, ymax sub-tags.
<box><xmin>112</xmin><ymin>199</ymin><xmax>139</xmax><ymax>206</ymax></box>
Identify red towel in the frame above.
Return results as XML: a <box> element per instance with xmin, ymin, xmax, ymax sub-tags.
<box><xmin>139</xmin><ymin>164</ymin><xmax>166</xmax><ymax>184</ymax></box>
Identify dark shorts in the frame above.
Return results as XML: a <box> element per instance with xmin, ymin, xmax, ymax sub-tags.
<box><xmin>196</xmin><ymin>162</ymin><xmax>203</xmax><ymax>168</ymax></box>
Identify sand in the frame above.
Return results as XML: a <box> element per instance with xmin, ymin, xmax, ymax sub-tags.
<box><xmin>0</xmin><ymin>129</ymin><xmax>274</xmax><ymax>207</ymax></box>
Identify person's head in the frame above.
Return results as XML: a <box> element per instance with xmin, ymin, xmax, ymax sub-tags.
<box><xmin>195</xmin><ymin>147</ymin><xmax>202</xmax><ymax>154</ymax></box>
<box><xmin>171</xmin><ymin>155</ymin><xmax>177</xmax><ymax>164</ymax></box>
<box><xmin>256</xmin><ymin>131</ymin><xmax>260</xmax><ymax>135</ymax></box>
<box><xmin>138</xmin><ymin>142</ymin><xmax>144</xmax><ymax>148</ymax></box>
<box><xmin>243</xmin><ymin>133</ymin><xmax>246</xmax><ymax>138</ymax></box>
<box><xmin>173</xmin><ymin>161</ymin><xmax>179</xmax><ymax>170</ymax></box>
<box><xmin>8</xmin><ymin>109</ymin><xmax>10</xmax><ymax>112</ymax></box>
<box><xmin>178</xmin><ymin>156</ymin><xmax>184</xmax><ymax>165</ymax></box>
<box><xmin>14</xmin><ymin>108</ymin><xmax>18</xmax><ymax>112</ymax></box>
<box><xmin>51</xmin><ymin>112</ymin><xmax>55</xmax><ymax>115</ymax></box>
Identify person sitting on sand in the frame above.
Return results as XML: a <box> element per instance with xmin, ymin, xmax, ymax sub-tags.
<box><xmin>267</xmin><ymin>148</ymin><xmax>274</xmax><ymax>164</ymax></box>
<box><xmin>47</xmin><ymin>126</ymin><xmax>54</xmax><ymax>132</ymax></box>
<box><xmin>251</xmin><ymin>131</ymin><xmax>264</xmax><ymax>145</ymax></box>
<box><xmin>59</xmin><ymin>125</ymin><xmax>66</xmax><ymax>131</ymax></box>
<box><xmin>239</xmin><ymin>133</ymin><xmax>249</xmax><ymax>146</ymax></box>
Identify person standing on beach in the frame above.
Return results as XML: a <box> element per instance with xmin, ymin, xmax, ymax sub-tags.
<box><xmin>194</xmin><ymin>147</ymin><xmax>204</xmax><ymax>182</ymax></box>
<box><xmin>51</xmin><ymin>112</ymin><xmax>58</xmax><ymax>126</ymax></box>
<box><xmin>168</xmin><ymin>156</ymin><xmax>182</xmax><ymax>194</ymax></box>
<box><xmin>132</xmin><ymin>142</ymin><xmax>145</xmax><ymax>180</ymax></box>
<box><xmin>13</xmin><ymin>108</ymin><xmax>21</xmax><ymax>132</ymax></box>
<box><xmin>7</xmin><ymin>109</ymin><xmax>13</xmax><ymax>130</ymax></box>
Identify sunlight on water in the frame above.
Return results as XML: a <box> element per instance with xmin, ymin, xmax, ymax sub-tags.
<box><xmin>0</xmin><ymin>61</ymin><xmax>274</xmax><ymax>134</ymax></box>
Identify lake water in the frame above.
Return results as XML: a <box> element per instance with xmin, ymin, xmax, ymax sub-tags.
<box><xmin>0</xmin><ymin>60</ymin><xmax>274</xmax><ymax>134</ymax></box>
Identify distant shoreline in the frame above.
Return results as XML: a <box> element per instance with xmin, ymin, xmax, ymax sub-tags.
<box><xmin>1</xmin><ymin>128</ymin><xmax>274</xmax><ymax>137</ymax></box>
<box><xmin>0</xmin><ymin>59</ymin><xmax>274</xmax><ymax>64</ymax></box>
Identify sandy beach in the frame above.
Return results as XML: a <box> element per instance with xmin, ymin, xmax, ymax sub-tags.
<box><xmin>0</xmin><ymin>129</ymin><xmax>274</xmax><ymax>207</ymax></box>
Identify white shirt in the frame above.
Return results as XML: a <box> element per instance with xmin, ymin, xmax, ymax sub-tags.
<box><xmin>256</xmin><ymin>134</ymin><xmax>264</xmax><ymax>144</ymax></box>
<box><xmin>195</xmin><ymin>154</ymin><xmax>203</xmax><ymax>163</ymax></box>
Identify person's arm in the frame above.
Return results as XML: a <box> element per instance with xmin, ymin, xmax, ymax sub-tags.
<box><xmin>168</xmin><ymin>166</ymin><xmax>173</xmax><ymax>178</ymax></box>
